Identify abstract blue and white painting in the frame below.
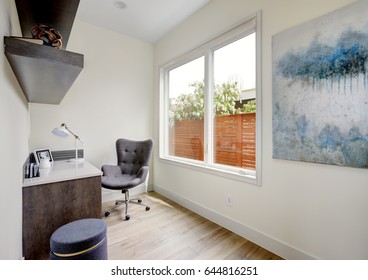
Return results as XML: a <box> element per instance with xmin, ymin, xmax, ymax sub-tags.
<box><xmin>272</xmin><ymin>0</ymin><xmax>368</xmax><ymax>169</ymax></box>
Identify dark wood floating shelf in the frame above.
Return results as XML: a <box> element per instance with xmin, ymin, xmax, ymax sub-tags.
<box><xmin>4</xmin><ymin>37</ymin><xmax>83</xmax><ymax>104</ymax></box>
<box><xmin>4</xmin><ymin>0</ymin><xmax>83</xmax><ymax>104</ymax></box>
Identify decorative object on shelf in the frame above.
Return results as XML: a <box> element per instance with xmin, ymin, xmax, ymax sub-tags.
<box><xmin>31</xmin><ymin>24</ymin><xmax>63</xmax><ymax>49</ymax></box>
<box><xmin>52</xmin><ymin>123</ymin><xmax>84</xmax><ymax>162</ymax></box>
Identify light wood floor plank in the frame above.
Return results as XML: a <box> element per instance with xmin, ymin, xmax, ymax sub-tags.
<box><xmin>102</xmin><ymin>192</ymin><xmax>283</xmax><ymax>260</ymax></box>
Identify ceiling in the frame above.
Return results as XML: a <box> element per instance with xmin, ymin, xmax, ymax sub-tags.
<box><xmin>76</xmin><ymin>0</ymin><xmax>210</xmax><ymax>43</ymax></box>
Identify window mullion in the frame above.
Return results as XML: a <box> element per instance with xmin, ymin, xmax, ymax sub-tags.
<box><xmin>161</xmin><ymin>69</ymin><xmax>169</xmax><ymax>158</ymax></box>
<box><xmin>204</xmin><ymin>51</ymin><xmax>214</xmax><ymax>165</ymax></box>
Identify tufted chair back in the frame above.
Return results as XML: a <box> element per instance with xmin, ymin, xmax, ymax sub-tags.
<box><xmin>116</xmin><ymin>138</ymin><xmax>153</xmax><ymax>175</ymax></box>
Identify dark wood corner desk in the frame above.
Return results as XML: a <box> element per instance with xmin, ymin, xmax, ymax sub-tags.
<box><xmin>22</xmin><ymin>160</ymin><xmax>102</xmax><ymax>260</ymax></box>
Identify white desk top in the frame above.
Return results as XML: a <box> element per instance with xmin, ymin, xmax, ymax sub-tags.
<box><xmin>23</xmin><ymin>160</ymin><xmax>102</xmax><ymax>187</ymax></box>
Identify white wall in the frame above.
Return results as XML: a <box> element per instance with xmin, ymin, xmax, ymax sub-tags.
<box><xmin>153</xmin><ymin>0</ymin><xmax>368</xmax><ymax>259</ymax></box>
<box><xmin>29</xmin><ymin>20</ymin><xmax>154</xmax><ymax>199</ymax></box>
<box><xmin>0</xmin><ymin>0</ymin><xmax>30</xmax><ymax>259</ymax></box>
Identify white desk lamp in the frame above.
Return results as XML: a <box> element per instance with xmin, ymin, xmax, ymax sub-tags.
<box><xmin>52</xmin><ymin>123</ymin><xmax>84</xmax><ymax>162</ymax></box>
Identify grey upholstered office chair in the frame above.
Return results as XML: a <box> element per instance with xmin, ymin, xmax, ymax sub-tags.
<box><xmin>101</xmin><ymin>138</ymin><xmax>153</xmax><ymax>220</ymax></box>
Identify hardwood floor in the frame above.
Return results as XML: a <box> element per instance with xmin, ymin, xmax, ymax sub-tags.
<box><xmin>102</xmin><ymin>192</ymin><xmax>283</xmax><ymax>260</ymax></box>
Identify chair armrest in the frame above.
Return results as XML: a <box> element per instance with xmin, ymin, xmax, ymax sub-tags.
<box><xmin>101</xmin><ymin>165</ymin><xmax>122</xmax><ymax>176</ymax></box>
<box><xmin>137</xmin><ymin>166</ymin><xmax>149</xmax><ymax>181</ymax></box>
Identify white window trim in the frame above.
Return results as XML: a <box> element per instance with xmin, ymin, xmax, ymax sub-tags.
<box><xmin>159</xmin><ymin>11</ymin><xmax>262</xmax><ymax>186</ymax></box>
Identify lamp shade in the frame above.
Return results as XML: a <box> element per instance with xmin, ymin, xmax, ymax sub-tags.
<box><xmin>51</xmin><ymin>123</ymin><xmax>84</xmax><ymax>162</ymax></box>
<box><xmin>52</xmin><ymin>126</ymin><xmax>69</xmax><ymax>137</ymax></box>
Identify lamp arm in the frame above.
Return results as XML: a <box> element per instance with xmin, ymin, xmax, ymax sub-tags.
<box><xmin>62</xmin><ymin>123</ymin><xmax>83</xmax><ymax>143</ymax></box>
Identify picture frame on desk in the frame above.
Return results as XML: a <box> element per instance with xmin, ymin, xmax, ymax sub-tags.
<box><xmin>34</xmin><ymin>148</ymin><xmax>53</xmax><ymax>165</ymax></box>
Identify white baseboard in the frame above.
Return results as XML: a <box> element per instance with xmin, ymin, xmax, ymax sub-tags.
<box><xmin>153</xmin><ymin>184</ymin><xmax>317</xmax><ymax>260</ymax></box>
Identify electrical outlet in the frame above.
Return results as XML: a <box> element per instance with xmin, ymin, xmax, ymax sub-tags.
<box><xmin>227</xmin><ymin>194</ymin><xmax>232</xmax><ymax>206</ymax></box>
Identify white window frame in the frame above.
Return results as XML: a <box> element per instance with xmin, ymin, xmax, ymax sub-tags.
<box><xmin>159</xmin><ymin>12</ymin><xmax>262</xmax><ymax>185</ymax></box>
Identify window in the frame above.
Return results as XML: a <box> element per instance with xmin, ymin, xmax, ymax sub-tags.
<box><xmin>160</xmin><ymin>13</ymin><xmax>261</xmax><ymax>185</ymax></box>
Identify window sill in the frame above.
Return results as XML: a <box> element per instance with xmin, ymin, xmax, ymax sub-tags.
<box><xmin>159</xmin><ymin>156</ymin><xmax>260</xmax><ymax>186</ymax></box>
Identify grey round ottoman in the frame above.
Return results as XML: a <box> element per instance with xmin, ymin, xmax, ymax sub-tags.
<box><xmin>50</xmin><ymin>218</ymin><xmax>107</xmax><ymax>260</ymax></box>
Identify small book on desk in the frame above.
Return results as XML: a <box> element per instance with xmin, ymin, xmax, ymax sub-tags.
<box><xmin>25</xmin><ymin>162</ymin><xmax>40</xmax><ymax>178</ymax></box>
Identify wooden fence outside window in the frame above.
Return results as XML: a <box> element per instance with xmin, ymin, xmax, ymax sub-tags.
<box><xmin>169</xmin><ymin>112</ymin><xmax>256</xmax><ymax>170</ymax></box>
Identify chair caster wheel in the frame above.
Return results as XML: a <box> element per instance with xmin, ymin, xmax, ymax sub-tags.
<box><xmin>145</xmin><ymin>206</ymin><xmax>150</xmax><ymax>211</ymax></box>
<box><xmin>104</xmin><ymin>212</ymin><xmax>110</xmax><ymax>217</ymax></box>
<box><xmin>125</xmin><ymin>215</ymin><xmax>130</xmax><ymax>220</ymax></box>
<box><xmin>138</xmin><ymin>199</ymin><xmax>142</xmax><ymax>203</ymax></box>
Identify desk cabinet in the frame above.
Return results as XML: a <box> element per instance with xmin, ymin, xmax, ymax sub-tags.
<box><xmin>22</xmin><ymin>161</ymin><xmax>102</xmax><ymax>260</ymax></box>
